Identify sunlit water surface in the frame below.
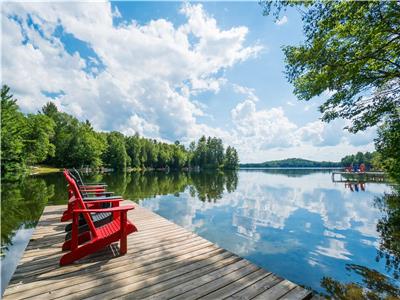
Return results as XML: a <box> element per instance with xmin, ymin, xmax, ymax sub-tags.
<box><xmin>1</xmin><ymin>169</ymin><xmax>399</xmax><ymax>296</ymax></box>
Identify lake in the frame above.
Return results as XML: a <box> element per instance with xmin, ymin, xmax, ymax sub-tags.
<box><xmin>1</xmin><ymin>169</ymin><xmax>399</xmax><ymax>297</ymax></box>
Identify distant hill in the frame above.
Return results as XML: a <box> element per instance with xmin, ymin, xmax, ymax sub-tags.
<box><xmin>240</xmin><ymin>158</ymin><xmax>342</xmax><ymax>168</ymax></box>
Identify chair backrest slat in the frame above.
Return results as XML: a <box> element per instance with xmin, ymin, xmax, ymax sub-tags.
<box><xmin>73</xmin><ymin>168</ymin><xmax>86</xmax><ymax>186</ymax></box>
<box><xmin>68</xmin><ymin>169</ymin><xmax>89</xmax><ymax>197</ymax></box>
<box><xmin>63</xmin><ymin>170</ymin><xmax>98</xmax><ymax>238</ymax></box>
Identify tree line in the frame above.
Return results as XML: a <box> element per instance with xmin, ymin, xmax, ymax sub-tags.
<box><xmin>340</xmin><ymin>152</ymin><xmax>379</xmax><ymax>169</ymax></box>
<box><xmin>241</xmin><ymin>152</ymin><xmax>386</xmax><ymax>170</ymax></box>
<box><xmin>1</xmin><ymin>85</ymin><xmax>239</xmax><ymax>176</ymax></box>
<box><xmin>241</xmin><ymin>158</ymin><xmax>341</xmax><ymax>168</ymax></box>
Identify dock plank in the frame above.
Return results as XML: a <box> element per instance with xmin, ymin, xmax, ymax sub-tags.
<box><xmin>198</xmin><ymin>268</ymin><xmax>271</xmax><ymax>300</ymax></box>
<box><xmin>280</xmin><ymin>286</ymin><xmax>313</xmax><ymax>300</ymax></box>
<box><xmin>225</xmin><ymin>273</ymin><xmax>283</xmax><ymax>299</ymax></box>
<box><xmin>2</xmin><ymin>202</ymin><xmax>312</xmax><ymax>300</ymax></box>
<box><xmin>252</xmin><ymin>279</ymin><xmax>297</xmax><ymax>299</ymax></box>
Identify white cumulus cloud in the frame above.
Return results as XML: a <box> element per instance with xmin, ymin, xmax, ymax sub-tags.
<box><xmin>231</xmin><ymin>99</ymin><xmax>297</xmax><ymax>148</ymax></box>
<box><xmin>2</xmin><ymin>2</ymin><xmax>262</xmax><ymax>143</ymax></box>
<box><xmin>2</xmin><ymin>2</ymin><xmax>377</xmax><ymax>162</ymax></box>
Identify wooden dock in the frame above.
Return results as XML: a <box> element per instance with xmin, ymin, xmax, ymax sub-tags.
<box><xmin>3</xmin><ymin>202</ymin><xmax>312</xmax><ymax>300</ymax></box>
<box><xmin>331</xmin><ymin>171</ymin><xmax>387</xmax><ymax>183</ymax></box>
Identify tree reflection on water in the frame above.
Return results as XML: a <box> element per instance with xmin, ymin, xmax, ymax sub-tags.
<box><xmin>321</xmin><ymin>264</ymin><xmax>400</xmax><ymax>300</ymax></box>
<box><xmin>321</xmin><ymin>187</ymin><xmax>400</xmax><ymax>299</ymax></box>
<box><xmin>2</xmin><ymin>170</ymin><xmax>400</xmax><ymax>298</ymax></box>
<box><xmin>1</xmin><ymin>170</ymin><xmax>238</xmax><ymax>259</ymax></box>
<box><xmin>190</xmin><ymin>171</ymin><xmax>238</xmax><ymax>202</ymax></box>
<box><xmin>88</xmin><ymin>170</ymin><xmax>238</xmax><ymax>203</ymax></box>
<box><xmin>1</xmin><ymin>177</ymin><xmax>55</xmax><ymax>255</ymax></box>
<box><xmin>375</xmin><ymin>188</ymin><xmax>400</xmax><ymax>280</ymax></box>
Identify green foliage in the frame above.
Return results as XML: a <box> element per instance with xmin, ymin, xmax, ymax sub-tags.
<box><xmin>156</xmin><ymin>143</ymin><xmax>172</xmax><ymax>168</ymax></box>
<box><xmin>24</xmin><ymin>114</ymin><xmax>56</xmax><ymax>164</ymax></box>
<box><xmin>41</xmin><ymin>101</ymin><xmax>58</xmax><ymax>118</ymax></box>
<box><xmin>193</xmin><ymin>136</ymin><xmax>207</xmax><ymax>167</ymax></box>
<box><xmin>171</xmin><ymin>144</ymin><xmax>187</xmax><ymax>169</ymax></box>
<box><xmin>241</xmin><ymin>158</ymin><xmax>341</xmax><ymax>168</ymax></box>
<box><xmin>70</xmin><ymin>123</ymin><xmax>107</xmax><ymax>168</ymax></box>
<box><xmin>1</xmin><ymin>86</ymin><xmax>56</xmax><ymax>177</ymax></box>
<box><xmin>123</xmin><ymin>135</ymin><xmax>238</xmax><ymax>171</ymax></box>
<box><xmin>125</xmin><ymin>134</ymin><xmax>142</xmax><ymax>168</ymax></box>
<box><xmin>224</xmin><ymin>146</ymin><xmax>239</xmax><ymax>169</ymax></box>
<box><xmin>371</xmin><ymin>152</ymin><xmax>384</xmax><ymax>172</ymax></box>
<box><xmin>375</xmin><ymin>111</ymin><xmax>400</xmax><ymax>182</ymax></box>
<box><xmin>2</xmin><ymin>85</ymin><xmax>239</xmax><ymax>173</ymax></box>
<box><xmin>341</xmin><ymin>152</ymin><xmax>375</xmax><ymax>168</ymax></box>
<box><xmin>262</xmin><ymin>1</ymin><xmax>400</xmax><ymax>133</ymax></box>
<box><xmin>1</xmin><ymin>86</ymin><xmax>28</xmax><ymax>174</ymax></box>
<box><xmin>242</xmin><ymin>154</ymin><xmax>385</xmax><ymax>170</ymax></box>
<box><xmin>103</xmin><ymin>132</ymin><xmax>129</xmax><ymax>170</ymax></box>
<box><xmin>42</xmin><ymin>103</ymin><xmax>107</xmax><ymax>169</ymax></box>
<box><xmin>262</xmin><ymin>1</ymin><xmax>400</xmax><ymax>182</ymax></box>
<box><xmin>190</xmin><ymin>136</ymin><xmax>235</xmax><ymax>169</ymax></box>
<box><xmin>42</xmin><ymin>104</ymin><xmax>81</xmax><ymax>167</ymax></box>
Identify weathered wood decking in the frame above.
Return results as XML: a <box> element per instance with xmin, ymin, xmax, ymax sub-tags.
<box><xmin>3</xmin><ymin>202</ymin><xmax>312</xmax><ymax>299</ymax></box>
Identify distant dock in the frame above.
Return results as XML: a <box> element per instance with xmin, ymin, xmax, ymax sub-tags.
<box><xmin>3</xmin><ymin>202</ymin><xmax>313</xmax><ymax>300</ymax></box>
<box><xmin>331</xmin><ymin>171</ymin><xmax>387</xmax><ymax>183</ymax></box>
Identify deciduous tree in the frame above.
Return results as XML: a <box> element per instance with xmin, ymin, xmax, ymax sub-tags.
<box><xmin>262</xmin><ymin>1</ymin><xmax>400</xmax><ymax>133</ymax></box>
<box><xmin>1</xmin><ymin>85</ymin><xmax>28</xmax><ymax>174</ymax></box>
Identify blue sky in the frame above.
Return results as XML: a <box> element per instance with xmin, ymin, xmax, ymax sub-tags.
<box><xmin>2</xmin><ymin>1</ymin><xmax>375</xmax><ymax>162</ymax></box>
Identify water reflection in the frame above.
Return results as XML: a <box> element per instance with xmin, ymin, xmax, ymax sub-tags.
<box><xmin>1</xmin><ymin>176</ymin><xmax>56</xmax><ymax>293</ymax></box>
<box><xmin>138</xmin><ymin>170</ymin><xmax>399</xmax><ymax>295</ymax></box>
<box><xmin>322</xmin><ymin>264</ymin><xmax>400</xmax><ymax>299</ymax></box>
<box><xmin>375</xmin><ymin>188</ymin><xmax>400</xmax><ymax>280</ymax></box>
<box><xmin>1</xmin><ymin>177</ymin><xmax>55</xmax><ymax>254</ymax></box>
<box><xmin>344</xmin><ymin>182</ymin><xmax>366</xmax><ymax>192</ymax></box>
<box><xmin>84</xmin><ymin>170</ymin><xmax>238</xmax><ymax>203</ymax></box>
<box><xmin>240</xmin><ymin>168</ymin><xmax>335</xmax><ymax>177</ymax></box>
<box><xmin>1</xmin><ymin>170</ymin><xmax>399</xmax><ymax>297</ymax></box>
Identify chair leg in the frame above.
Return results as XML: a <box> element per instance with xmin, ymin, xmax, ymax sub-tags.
<box><xmin>62</xmin><ymin>231</ymin><xmax>91</xmax><ymax>251</ymax></box>
<box><xmin>120</xmin><ymin>213</ymin><xmax>127</xmax><ymax>255</ymax></box>
<box><xmin>60</xmin><ymin>243</ymin><xmax>97</xmax><ymax>266</ymax></box>
<box><xmin>60</xmin><ymin>232</ymin><xmax>122</xmax><ymax>266</ymax></box>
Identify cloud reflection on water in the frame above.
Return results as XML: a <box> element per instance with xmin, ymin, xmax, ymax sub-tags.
<box><xmin>140</xmin><ymin>170</ymin><xmax>393</xmax><ymax>293</ymax></box>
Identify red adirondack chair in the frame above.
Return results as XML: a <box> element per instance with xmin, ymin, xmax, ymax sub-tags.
<box><xmin>61</xmin><ymin>170</ymin><xmax>122</xmax><ymax>222</ymax></box>
<box><xmin>60</xmin><ymin>170</ymin><xmax>137</xmax><ymax>266</ymax></box>
<box><xmin>62</xmin><ymin>170</ymin><xmax>126</xmax><ymax>239</ymax></box>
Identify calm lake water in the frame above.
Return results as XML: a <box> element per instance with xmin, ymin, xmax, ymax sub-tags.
<box><xmin>1</xmin><ymin>169</ymin><xmax>399</xmax><ymax>297</ymax></box>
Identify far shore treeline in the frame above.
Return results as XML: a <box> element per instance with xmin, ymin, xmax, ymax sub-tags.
<box><xmin>241</xmin><ymin>153</ymin><xmax>381</xmax><ymax>169</ymax></box>
<box><xmin>1</xmin><ymin>85</ymin><xmax>239</xmax><ymax>178</ymax></box>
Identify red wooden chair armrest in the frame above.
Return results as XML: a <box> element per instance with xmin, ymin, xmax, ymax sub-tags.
<box><xmin>79</xmin><ymin>187</ymin><xmax>107</xmax><ymax>191</ymax></box>
<box><xmin>73</xmin><ymin>205</ymin><xmax>135</xmax><ymax>213</ymax></box>
<box><xmin>83</xmin><ymin>195</ymin><xmax>122</xmax><ymax>200</ymax></box>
